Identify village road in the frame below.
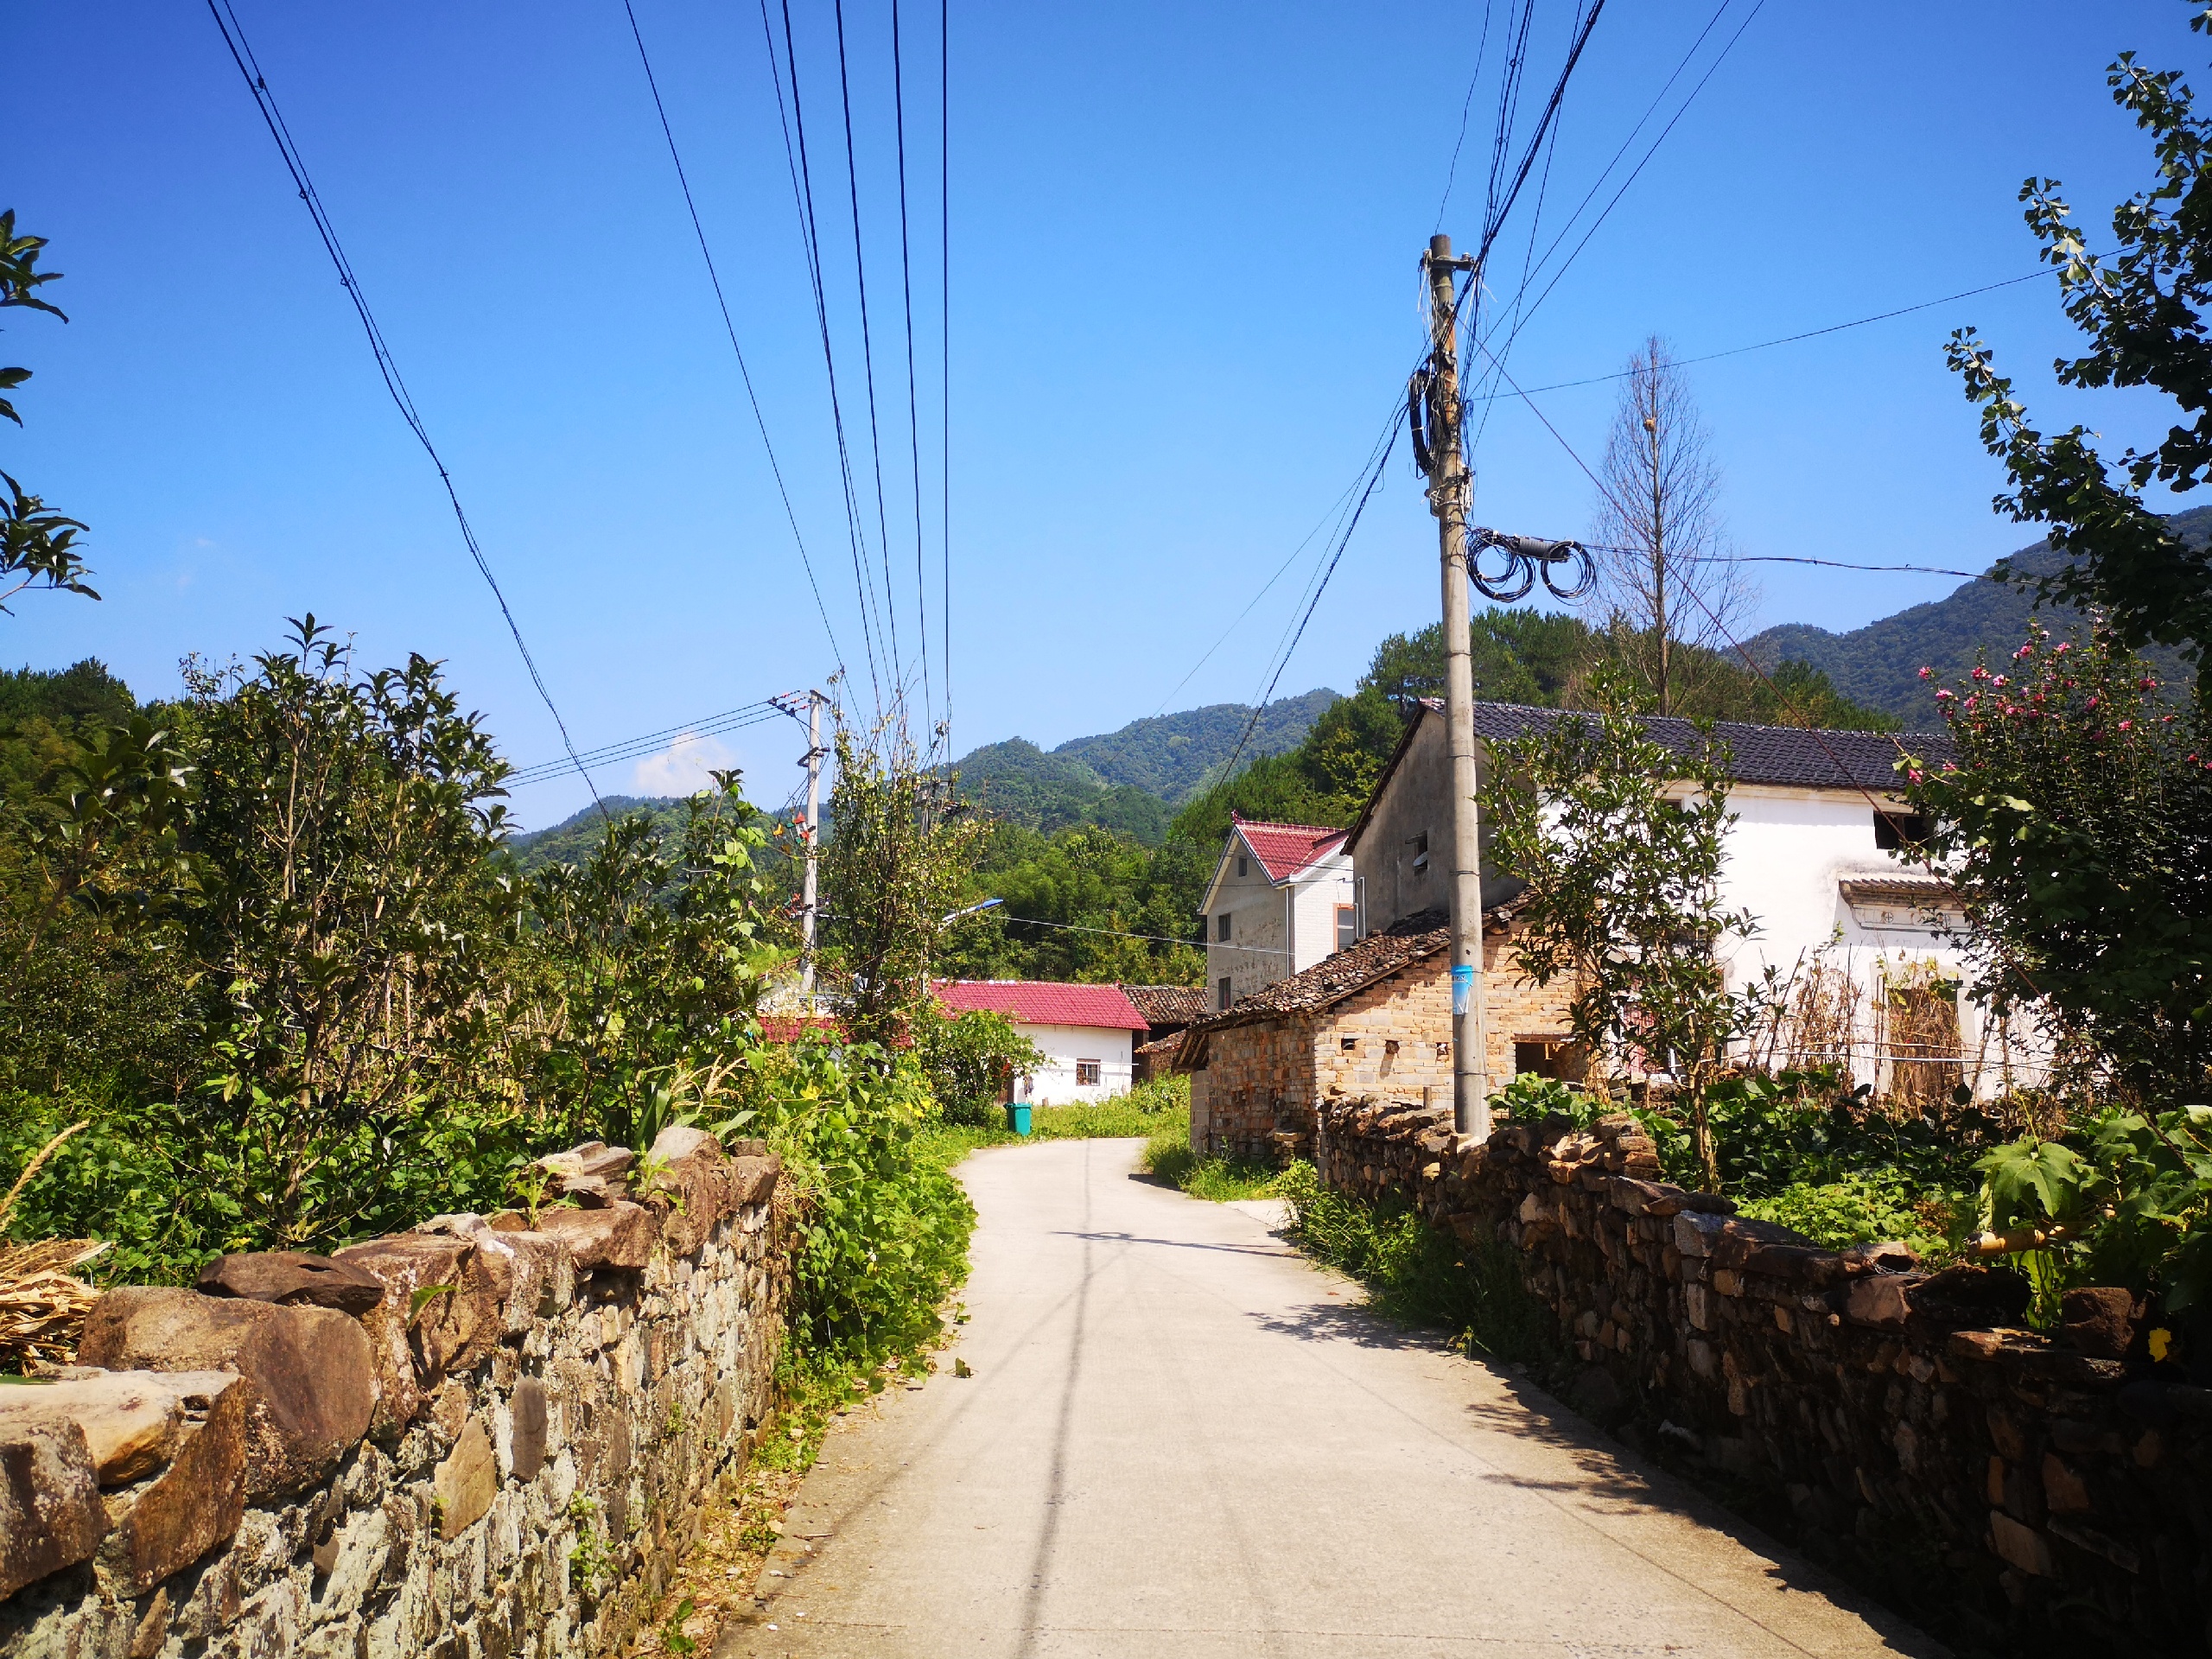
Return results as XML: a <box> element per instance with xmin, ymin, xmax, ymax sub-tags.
<box><xmin>715</xmin><ymin>1138</ymin><xmax>1939</xmax><ymax>1659</ymax></box>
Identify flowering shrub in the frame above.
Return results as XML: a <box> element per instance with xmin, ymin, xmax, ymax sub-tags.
<box><xmin>1904</xmin><ymin>620</ymin><xmax>2212</xmax><ymax>1099</ymax></box>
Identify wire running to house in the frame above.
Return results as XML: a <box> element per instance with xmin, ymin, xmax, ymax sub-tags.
<box><xmin>506</xmin><ymin>699</ymin><xmax>792</xmax><ymax>788</ymax></box>
<box><xmin>891</xmin><ymin>0</ymin><xmax>934</xmax><ymax>740</ymax></box>
<box><xmin>204</xmin><ymin>0</ymin><xmax>606</xmax><ymax>816</ymax></box>
<box><xmin>618</xmin><ymin>0</ymin><xmax>845</xmax><ymax>676</ymax></box>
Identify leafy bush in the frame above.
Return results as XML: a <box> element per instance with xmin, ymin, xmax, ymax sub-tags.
<box><xmin>910</xmin><ymin>1004</ymin><xmax>1041</xmax><ymax>1128</ymax></box>
<box><xmin>1735</xmin><ymin>1173</ymin><xmax>1964</xmax><ymax>1259</ymax></box>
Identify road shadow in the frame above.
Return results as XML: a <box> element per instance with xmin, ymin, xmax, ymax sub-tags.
<box><xmin>1051</xmin><ymin>1228</ymin><xmax>1294</xmax><ymax>1262</ymax></box>
<box><xmin>1245</xmin><ymin>1297</ymin><xmax>1449</xmax><ymax>1353</ymax></box>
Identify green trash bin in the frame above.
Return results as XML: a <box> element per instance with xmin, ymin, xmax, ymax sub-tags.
<box><xmin>1005</xmin><ymin>1103</ymin><xmax>1033</xmax><ymax>1135</ymax></box>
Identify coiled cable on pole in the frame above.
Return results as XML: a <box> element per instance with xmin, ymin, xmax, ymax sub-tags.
<box><xmin>1466</xmin><ymin>526</ymin><xmax>1594</xmax><ymax>601</ymax></box>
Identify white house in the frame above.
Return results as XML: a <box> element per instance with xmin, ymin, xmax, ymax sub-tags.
<box><xmin>933</xmin><ymin>980</ymin><xmax>1151</xmax><ymax>1105</ymax></box>
<box><xmin>1198</xmin><ymin>816</ymin><xmax>1356</xmax><ymax>1012</ymax></box>
<box><xmin>1342</xmin><ymin>698</ymin><xmax>2044</xmax><ymax>1101</ymax></box>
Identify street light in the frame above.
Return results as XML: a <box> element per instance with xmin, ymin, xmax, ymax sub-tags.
<box><xmin>940</xmin><ymin>898</ymin><xmax>1004</xmax><ymax>926</ymax></box>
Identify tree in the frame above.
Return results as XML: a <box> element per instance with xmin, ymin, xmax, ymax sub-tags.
<box><xmin>0</xmin><ymin>211</ymin><xmax>96</xmax><ymax>610</ymax></box>
<box><xmin>823</xmin><ymin>720</ymin><xmax>991</xmax><ymax>1049</ymax></box>
<box><xmin>1946</xmin><ymin>10</ymin><xmax>2212</xmax><ymax>690</ymax></box>
<box><xmin>910</xmin><ymin>1003</ymin><xmax>1044</xmax><ymax>1125</ymax></box>
<box><xmin>1484</xmin><ymin>663</ymin><xmax>1766</xmax><ymax>1190</ymax></box>
<box><xmin>1586</xmin><ymin>339</ymin><xmax>1750</xmax><ymax>717</ymax></box>
<box><xmin>1904</xmin><ymin>621</ymin><xmax>2212</xmax><ymax>1100</ymax></box>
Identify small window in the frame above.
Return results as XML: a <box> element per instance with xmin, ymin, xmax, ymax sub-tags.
<box><xmin>1217</xmin><ymin>976</ymin><xmax>1233</xmax><ymax>1010</ymax></box>
<box><xmin>1076</xmin><ymin>1059</ymin><xmax>1102</xmax><ymax>1088</ymax></box>
<box><xmin>1216</xmin><ymin>912</ymin><xmax>1232</xmax><ymax>942</ymax></box>
<box><xmin>1409</xmin><ymin>830</ymin><xmax>1429</xmax><ymax>875</ymax></box>
<box><xmin>1340</xmin><ymin>1036</ymin><xmax>1358</xmax><ymax>1052</ymax></box>
<box><xmin>1236</xmin><ymin>854</ymin><xmax>1249</xmax><ymax>878</ymax></box>
<box><xmin>1875</xmin><ymin>811</ymin><xmax>1932</xmax><ymax>851</ymax></box>
<box><xmin>1335</xmin><ymin>904</ymin><xmax>1357</xmax><ymax>950</ymax></box>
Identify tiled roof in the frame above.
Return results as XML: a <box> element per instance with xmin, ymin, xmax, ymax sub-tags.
<box><xmin>1232</xmin><ymin>815</ymin><xmax>1350</xmax><ymax>883</ymax></box>
<box><xmin>1121</xmin><ymin>984</ymin><xmax>1210</xmax><ymax>1029</ymax></box>
<box><xmin>757</xmin><ymin>1014</ymin><xmax>845</xmax><ymax>1043</ymax></box>
<box><xmin>1468</xmin><ymin>702</ymin><xmax>1954</xmax><ymax>793</ymax></box>
<box><xmin>1179</xmin><ymin>899</ymin><xmax>1529</xmax><ymax>1045</ymax></box>
<box><xmin>934</xmin><ymin>980</ymin><xmax>1150</xmax><ymax>1032</ymax></box>
<box><xmin>1134</xmin><ymin>1033</ymin><xmax>1186</xmax><ymax>1060</ymax></box>
<box><xmin>1347</xmin><ymin>699</ymin><xmax>1952</xmax><ymax>857</ymax></box>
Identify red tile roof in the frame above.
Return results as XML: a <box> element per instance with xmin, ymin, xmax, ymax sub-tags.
<box><xmin>934</xmin><ymin>980</ymin><xmax>1150</xmax><ymax>1032</ymax></box>
<box><xmin>1231</xmin><ymin>815</ymin><xmax>1349</xmax><ymax>883</ymax></box>
<box><xmin>758</xmin><ymin>1013</ymin><xmax>845</xmax><ymax>1043</ymax></box>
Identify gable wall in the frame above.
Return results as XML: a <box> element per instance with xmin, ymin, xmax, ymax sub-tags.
<box><xmin>1349</xmin><ymin>711</ymin><xmax>1516</xmax><ymax>936</ymax></box>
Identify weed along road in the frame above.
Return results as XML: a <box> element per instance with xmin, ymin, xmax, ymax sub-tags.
<box><xmin>717</xmin><ymin>1138</ymin><xmax>1936</xmax><ymax>1659</ymax></box>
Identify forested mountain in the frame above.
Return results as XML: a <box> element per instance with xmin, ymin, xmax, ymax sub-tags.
<box><xmin>505</xmin><ymin>796</ymin><xmax>692</xmax><ymax>872</ymax></box>
<box><xmin>1747</xmin><ymin>507</ymin><xmax>2210</xmax><ymax>722</ymax></box>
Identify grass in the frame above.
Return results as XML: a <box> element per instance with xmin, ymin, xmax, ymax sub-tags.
<box><xmin>1274</xmin><ymin>1161</ymin><xmax>1554</xmax><ymax>1361</ymax></box>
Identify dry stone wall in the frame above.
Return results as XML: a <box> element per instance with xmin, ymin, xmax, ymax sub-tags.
<box><xmin>0</xmin><ymin>1126</ymin><xmax>785</xmax><ymax>1659</ymax></box>
<box><xmin>1315</xmin><ymin>1096</ymin><xmax>2212</xmax><ymax>1657</ymax></box>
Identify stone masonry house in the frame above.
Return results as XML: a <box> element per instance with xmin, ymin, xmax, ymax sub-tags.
<box><xmin>1198</xmin><ymin>816</ymin><xmax>1355</xmax><ymax>1012</ymax></box>
<box><xmin>1174</xmin><ymin>901</ymin><xmax>1576</xmax><ymax>1160</ymax></box>
<box><xmin>1122</xmin><ymin>984</ymin><xmax>1209</xmax><ymax>1084</ymax></box>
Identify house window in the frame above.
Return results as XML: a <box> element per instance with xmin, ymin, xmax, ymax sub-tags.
<box><xmin>1076</xmin><ymin>1059</ymin><xmax>1102</xmax><ymax>1087</ymax></box>
<box><xmin>1216</xmin><ymin>912</ymin><xmax>1232</xmax><ymax>942</ymax></box>
<box><xmin>1217</xmin><ymin>976</ymin><xmax>1233</xmax><ymax>1010</ymax></box>
<box><xmin>1874</xmin><ymin>811</ymin><xmax>1932</xmax><ymax>851</ymax></box>
<box><xmin>1335</xmin><ymin>904</ymin><xmax>1357</xmax><ymax>950</ymax></box>
<box><xmin>1340</xmin><ymin>1037</ymin><xmax>1358</xmax><ymax>1052</ymax></box>
<box><xmin>1409</xmin><ymin>830</ymin><xmax>1429</xmax><ymax>876</ymax></box>
<box><xmin>1236</xmin><ymin>854</ymin><xmax>1249</xmax><ymax>878</ymax></box>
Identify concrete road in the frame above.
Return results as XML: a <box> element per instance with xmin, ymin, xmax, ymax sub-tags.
<box><xmin>715</xmin><ymin>1138</ymin><xmax>1938</xmax><ymax>1659</ymax></box>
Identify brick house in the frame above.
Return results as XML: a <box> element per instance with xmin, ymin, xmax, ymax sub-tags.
<box><xmin>1173</xmin><ymin>901</ymin><xmax>1578</xmax><ymax>1160</ymax></box>
<box><xmin>1122</xmin><ymin>984</ymin><xmax>1209</xmax><ymax>1084</ymax></box>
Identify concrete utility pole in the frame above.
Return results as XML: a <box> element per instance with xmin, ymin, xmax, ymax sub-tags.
<box><xmin>1420</xmin><ymin>232</ymin><xmax>1491</xmax><ymax>1142</ymax></box>
<box><xmin>798</xmin><ymin>690</ymin><xmax>828</xmax><ymax>1001</ymax></box>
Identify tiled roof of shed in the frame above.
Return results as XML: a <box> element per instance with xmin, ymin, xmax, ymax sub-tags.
<box><xmin>934</xmin><ymin>980</ymin><xmax>1150</xmax><ymax>1032</ymax></box>
<box><xmin>1179</xmin><ymin>899</ymin><xmax>1529</xmax><ymax>1045</ymax></box>
<box><xmin>1121</xmin><ymin>984</ymin><xmax>1210</xmax><ymax>1029</ymax></box>
<box><xmin>1231</xmin><ymin>815</ymin><xmax>1350</xmax><ymax>882</ymax></box>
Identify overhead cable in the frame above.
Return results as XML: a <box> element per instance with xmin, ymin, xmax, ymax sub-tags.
<box><xmin>891</xmin><ymin>0</ymin><xmax>934</xmax><ymax>739</ymax></box>
<box><xmin>204</xmin><ymin>0</ymin><xmax>605</xmax><ymax>816</ymax></box>
<box><xmin>617</xmin><ymin>0</ymin><xmax>845</xmax><ymax>674</ymax></box>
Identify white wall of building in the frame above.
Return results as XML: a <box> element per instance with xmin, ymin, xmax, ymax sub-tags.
<box><xmin>1202</xmin><ymin>842</ymin><xmax>1353</xmax><ymax>1011</ymax></box>
<box><xmin>1710</xmin><ymin>785</ymin><xmax>2044</xmax><ymax>1098</ymax></box>
<box><xmin>1009</xmin><ymin>1022</ymin><xmax>1135</xmax><ymax>1105</ymax></box>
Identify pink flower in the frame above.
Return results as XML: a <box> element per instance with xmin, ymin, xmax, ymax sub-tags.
<box><xmin>2054</xmin><ymin>642</ymin><xmax>2072</xmax><ymax>653</ymax></box>
<box><xmin>1993</xmin><ymin>674</ymin><xmax>2009</xmax><ymax>687</ymax></box>
<box><xmin>2119</xmin><ymin>719</ymin><xmax>2134</xmax><ymax>731</ymax></box>
<box><xmin>1908</xmin><ymin>768</ymin><xmax>1925</xmax><ymax>784</ymax></box>
<box><xmin>2014</xmin><ymin>644</ymin><xmax>2035</xmax><ymax>658</ymax></box>
<box><xmin>1972</xmin><ymin>666</ymin><xmax>1991</xmax><ymax>680</ymax></box>
<box><xmin>1918</xmin><ymin>666</ymin><xmax>1933</xmax><ymax>680</ymax></box>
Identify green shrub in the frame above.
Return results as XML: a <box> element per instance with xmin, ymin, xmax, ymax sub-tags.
<box><xmin>1735</xmin><ymin>1172</ymin><xmax>1966</xmax><ymax>1260</ymax></box>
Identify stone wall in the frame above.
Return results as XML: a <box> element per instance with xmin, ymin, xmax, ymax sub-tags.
<box><xmin>0</xmin><ymin>1126</ymin><xmax>785</xmax><ymax>1659</ymax></box>
<box><xmin>1314</xmin><ymin>1097</ymin><xmax>2212</xmax><ymax>1656</ymax></box>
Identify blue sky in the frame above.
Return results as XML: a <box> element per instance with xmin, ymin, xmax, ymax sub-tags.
<box><xmin>5</xmin><ymin>0</ymin><xmax>2202</xmax><ymax>827</ymax></box>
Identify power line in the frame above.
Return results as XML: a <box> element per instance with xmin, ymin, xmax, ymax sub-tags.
<box><xmin>892</xmin><ymin>0</ymin><xmax>934</xmax><ymax>739</ymax></box>
<box><xmin>830</xmin><ymin>0</ymin><xmax>906</xmax><ymax>701</ymax></box>
<box><xmin>993</xmin><ymin>914</ymin><xmax>1279</xmax><ymax>957</ymax></box>
<box><xmin>205</xmin><ymin>0</ymin><xmax>605</xmax><ymax>817</ymax></box>
<box><xmin>766</xmin><ymin>0</ymin><xmax>888</xmax><ymax>710</ymax></box>
<box><xmin>1470</xmin><ymin>265</ymin><xmax>2060</xmax><ymax>403</ymax></box>
<box><xmin>508</xmin><ymin>699</ymin><xmax>791</xmax><ymax>787</ymax></box>
<box><xmin>618</xmin><ymin>0</ymin><xmax>844</xmax><ymax>674</ymax></box>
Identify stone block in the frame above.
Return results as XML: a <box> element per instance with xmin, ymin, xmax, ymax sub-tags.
<box><xmin>1910</xmin><ymin>1262</ymin><xmax>2032</xmax><ymax>1327</ymax></box>
<box><xmin>2058</xmin><ymin>1286</ymin><xmax>2142</xmax><ymax>1358</ymax></box>
<box><xmin>0</xmin><ymin>1412</ymin><xmax>106</xmax><ymax>1599</ymax></box>
<box><xmin>534</xmin><ymin>1141</ymin><xmax>636</xmax><ymax>1208</ymax></box>
<box><xmin>108</xmin><ymin>1372</ymin><xmax>251</xmax><ymax>1594</ymax></box>
<box><xmin>1989</xmin><ymin>1510</ymin><xmax>2052</xmax><ymax>1576</ymax></box>
<box><xmin>1834</xmin><ymin>1274</ymin><xmax>1917</xmax><ymax>1331</ymax></box>
<box><xmin>0</xmin><ymin>1368</ymin><xmax>238</xmax><ymax>1487</ymax></box>
<box><xmin>2041</xmin><ymin>1452</ymin><xmax>2091</xmax><ymax>1514</ymax></box>
<box><xmin>1674</xmin><ymin>1210</ymin><xmax>1726</xmax><ymax>1258</ymax></box>
<box><xmin>537</xmin><ymin>1202</ymin><xmax>660</xmax><ymax>1271</ymax></box>
<box><xmin>1607</xmin><ymin>1177</ymin><xmax>1665</xmax><ymax>1216</ymax></box>
<box><xmin>76</xmin><ymin>1287</ymin><xmax>374</xmax><ymax>1500</ymax></box>
<box><xmin>435</xmin><ymin>1419</ymin><xmax>497</xmax><ymax>1540</ymax></box>
<box><xmin>510</xmin><ymin>1376</ymin><xmax>549</xmax><ymax>1478</ymax></box>
<box><xmin>194</xmin><ymin>1251</ymin><xmax>385</xmax><ymax>1317</ymax></box>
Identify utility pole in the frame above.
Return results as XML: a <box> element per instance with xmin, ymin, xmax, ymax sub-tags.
<box><xmin>796</xmin><ymin>690</ymin><xmax>829</xmax><ymax>1001</ymax></box>
<box><xmin>1421</xmin><ymin>232</ymin><xmax>1491</xmax><ymax>1142</ymax></box>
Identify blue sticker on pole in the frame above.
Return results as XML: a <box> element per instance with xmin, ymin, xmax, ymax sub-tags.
<box><xmin>1452</xmin><ymin>963</ymin><xmax>1474</xmax><ymax>1016</ymax></box>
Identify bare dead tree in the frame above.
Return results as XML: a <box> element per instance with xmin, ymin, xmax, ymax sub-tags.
<box><xmin>1586</xmin><ymin>338</ymin><xmax>1753</xmax><ymax>716</ymax></box>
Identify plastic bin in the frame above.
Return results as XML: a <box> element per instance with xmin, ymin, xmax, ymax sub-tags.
<box><xmin>1004</xmin><ymin>1103</ymin><xmax>1033</xmax><ymax>1136</ymax></box>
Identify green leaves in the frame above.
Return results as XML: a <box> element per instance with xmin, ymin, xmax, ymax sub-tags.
<box><xmin>1976</xmin><ymin>1137</ymin><xmax>2094</xmax><ymax>1234</ymax></box>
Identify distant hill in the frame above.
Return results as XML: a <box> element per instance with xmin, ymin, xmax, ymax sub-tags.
<box><xmin>1748</xmin><ymin>508</ymin><xmax>2208</xmax><ymax>722</ymax></box>
<box><xmin>946</xmin><ymin>690</ymin><xmax>1338</xmax><ymax>844</ymax></box>
<box><xmin>504</xmin><ymin>795</ymin><xmax>685</xmax><ymax>873</ymax></box>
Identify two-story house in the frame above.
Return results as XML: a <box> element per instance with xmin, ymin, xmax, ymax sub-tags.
<box><xmin>1197</xmin><ymin>816</ymin><xmax>1355</xmax><ymax>1011</ymax></box>
<box><xmin>1341</xmin><ymin>697</ymin><xmax>2042</xmax><ymax>1100</ymax></box>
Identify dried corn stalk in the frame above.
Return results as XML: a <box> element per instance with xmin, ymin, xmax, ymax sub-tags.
<box><xmin>0</xmin><ymin>1122</ymin><xmax>105</xmax><ymax>1371</ymax></box>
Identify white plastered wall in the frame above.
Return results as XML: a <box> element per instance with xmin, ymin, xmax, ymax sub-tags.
<box><xmin>1009</xmin><ymin>1022</ymin><xmax>1136</xmax><ymax>1105</ymax></box>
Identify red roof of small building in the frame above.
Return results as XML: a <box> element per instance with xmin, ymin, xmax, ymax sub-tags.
<box><xmin>1230</xmin><ymin>814</ymin><xmax>1349</xmax><ymax>883</ymax></box>
<box><xmin>934</xmin><ymin>980</ymin><xmax>1149</xmax><ymax>1031</ymax></box>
